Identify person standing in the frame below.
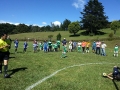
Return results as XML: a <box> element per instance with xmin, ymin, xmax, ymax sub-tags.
<box><xmin>23</xmin><ymin>40</ymin><xmax>28</xmax><ymax>53</ymax></box>
<box><xmin>77</xmin><ymin>41</ymin><xmax>82</xmax><ymax>53</ymax></box>
<box><xmin>113</xmin><ymin>44</ymin><xmax>119</xmax><ymax>57</ymax></box>
<box><xmin>96</xmin><ymin>40</ymin><xmax>101</xmax><ymax>55</ymax></box>
<box><xmin>81</xmin><ymin>40</ymin><xmax>86</xmax><ymax>54</ymax></box>
<box><xmin>62</xmin><ymin>38</ymin><xmax>67</xmax><ymax>45</ymax></box>
<box><xmin>101</xmin><ymin>41</ymin><xmax>107</xmax><ymax>56</ymax></box>
<box><xmin>5</xmin><ymin>35</ymin><xmax>12</xmax><ymax>49</ymax></box>
<box><xmin>86</xmin><ymin>41</ymin><xmax>90</xmax><ymax>53</ymax></box>
<box><xmin>56</xmin><ymin>40</ymin><xmax>60</xmax><ymax>51</ymax></box>
<box><xmin>14</xmin><ymin>38</ymin><xmax>19</xmax><ymax>53</ymax></box>
<box><xmin>0</xmin><ymin>33</ymin><xmax>10</xmax><ymax>78</ymax></box>
<box><xmin>92</xmin><ymin>41</ymin><xmax>96</xmax><ymax>53</ymax></box>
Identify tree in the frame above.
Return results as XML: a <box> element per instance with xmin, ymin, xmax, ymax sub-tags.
<box><xmin>68</xmin><ymin>21</ymin><xmax>80</xmax><ymax>35</ymax></box>
<box><xmin>110</xmin><ymin>20</ymin><xmax>120</xmax><ymax>34</ymax></box>
<box><xmin>61</xmin><ymin>19</ymin><xmax>71</xmax><ymax>30</ymax></box>
<box><xmin>14</xmin><ymin>24</ymin><xmax>29</xmax><ymax>33</ymax></box>
<box><xmin>80</xmin><ymin>0</ymin><xmax>108</xmax><ymax>35</ymax></box>
<box><xmin>56</xmin><ymin>33</ymin><xmax>61</xmax><ymax>41</ymax></box>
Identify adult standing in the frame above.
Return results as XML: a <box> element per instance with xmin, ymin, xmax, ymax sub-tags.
<box><xmin>101</xmin><ymin>41</ymin><xmax>107</xmax><ymax>56</ymax></box>
<box><xmin>0</xmin><ymin>33</ymin><xmax>10</xmax><ymax>78</ymax></box>
<box><xmin>62</xmin><ymin>38</ymin><xmax>67</xmax><ymax>45</ymax></box>
<box><xmin>6</xmin><ymin>35</ymin><xmax>12</xmax><ymax>49</ymax></box>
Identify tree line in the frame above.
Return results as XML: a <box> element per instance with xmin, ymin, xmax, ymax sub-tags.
<box><xmin>0</xmin><ymin>0</ymin><xmax>120</xmax><ymax>35</ymax></box>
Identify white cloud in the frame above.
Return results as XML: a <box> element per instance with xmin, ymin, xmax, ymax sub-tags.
<box><xmin>72</xmin><ymin>0</ymin><xmax>86</xmax><ymax>9</ymax></box>
<box><xmin>42</xmin><ymin>22</ymin><xmax>47</xmax><ymax>25</ymax></box>
<box><xmin>0</xmin><ymin>20</ymin><xmax>20</xmax><ymax>25</ymax></box>
<box><xmin>52</xmin><ymin>21</ymin><xmax>61</xmax><ymax>26</ymax></box>
<box><xmin>0</xmin><ymin>20</ymin><xmax>45</xmax><ymax>27</ymax></box>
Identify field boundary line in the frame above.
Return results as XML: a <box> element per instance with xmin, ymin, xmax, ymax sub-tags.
<box><xmin>25</xmin><ymin>62</ymin><xmax>119</xmax><ymax>90</ymax></box>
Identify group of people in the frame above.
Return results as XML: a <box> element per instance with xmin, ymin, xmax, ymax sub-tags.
<box><xmin>32</xmin><ymin>39</ymin><xmax>61</xmax><ymax>53</ymax></box>
<box><xmin>12</xmin><ymin>37</ymin><xmax>119</xmax><ymax>58</ymax></box>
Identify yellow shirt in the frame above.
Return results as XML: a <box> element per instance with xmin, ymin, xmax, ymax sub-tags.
<box><xmin>86</xmin><ymin>42</ymin><xmax>90</xmax><ymax>47</ymax></box>
<box><xmin>0</xmin><ymin>39</ymin><xmax>9</xmax><ymax>52</ymax></box>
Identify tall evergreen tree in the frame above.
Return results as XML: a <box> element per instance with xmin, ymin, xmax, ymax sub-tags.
<box><xmin>61</xmin><ymin>19</ymin><xmax>71</xmax><ymax>30</ymax></box>
<box><xmin>80</xmin><ymin>0</ymin><xmax>108</xmax><ymax>35</ymax></box>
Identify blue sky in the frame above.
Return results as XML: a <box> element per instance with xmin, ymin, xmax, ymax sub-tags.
<box><xmin>0</xmin><ymin>0</ymin><xmax>120</xmax><ymax>27</ymax></box>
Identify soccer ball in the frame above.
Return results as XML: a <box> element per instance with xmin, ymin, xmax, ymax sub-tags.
<box><xmin>103</xmin><ymin>73</ymin><xmax>107</xmax><ymax>76</ymax></box>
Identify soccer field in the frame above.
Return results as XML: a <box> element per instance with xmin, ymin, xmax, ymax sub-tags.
<box><xmin>0</xmin><ymin>41</ymin><xmax>120</xmax><ymax>90</ymax></box>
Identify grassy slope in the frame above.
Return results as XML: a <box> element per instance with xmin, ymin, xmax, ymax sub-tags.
<box><xmin>9</xmin><ymin>28</ymin><xmax>120</xmax><ymax>41</ymax></box>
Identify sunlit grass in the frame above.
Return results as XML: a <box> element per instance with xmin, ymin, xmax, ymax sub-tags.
<box><xmin>0</xmin><ymin>39</ymin><xmax>120</xmax><ymax>90</ymax></box>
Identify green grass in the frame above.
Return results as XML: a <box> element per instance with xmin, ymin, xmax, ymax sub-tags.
<box><xmin>0</xmin><ymin>40</ymin><xmax>120</xmax><ymax>90</ymax></box>
<box><xmin>9</xmin><ymin>28</ymin><xmax>120</xmax><ymax>41</ymax></box>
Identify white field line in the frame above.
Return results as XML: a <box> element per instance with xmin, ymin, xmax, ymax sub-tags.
<box><xmin>25</xmin><ymin>62</ymin><xmax>118</xmax><ymax>90</ymax></box>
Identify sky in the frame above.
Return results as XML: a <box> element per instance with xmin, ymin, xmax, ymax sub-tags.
<box><xmin>0</xmin><ymin>0</ymin><xmax>120</xmax><ymax>27</ymax></box>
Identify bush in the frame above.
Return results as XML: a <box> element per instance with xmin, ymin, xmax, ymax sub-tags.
<box><xmin>108</xmin><ymin>32</ymin><xmax>114</xmax><ymax>41</ymax></box>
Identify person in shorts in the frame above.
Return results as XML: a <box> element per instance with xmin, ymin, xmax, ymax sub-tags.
<box><xmin>0</xmin><ymin>33</ymin><xmax>10</xmax><ymax>78</ymax></box>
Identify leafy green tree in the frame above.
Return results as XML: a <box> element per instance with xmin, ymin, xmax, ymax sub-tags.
<box><xmin>80</xmin><ymin>0</ymin><xmax>108</xmax><ymax>35</ymax></box>
<box><xmin>110</xmin><ymin>20</ymin><xmax>120</xmax><ymax>34</ymax></box>
<box><xmin>0</xmin><ymin>23</ymin><xmax>16</xmax><ymax>34</ymax></box>
<box><xmin>14</xmin><ymin>24</ymin><xmax>29</xmax><ymax>33</ymax></box>
<box><xmin>68</xmin><ymin>21</ymin><xmax>80</xmax><ymax>35</ymax></box>
<box><xmin>56</xmin><ymin>33</ymin><xmax>61</xmax><ymax>40</ymax></box>
<box><xmin>61</xmin><ymin>19</ymin><xmax>71</xmax><ymax>30</ymax></box>
<box><xmin>45</xmin><ymin>25</ymin><xmax>51</xmax><ymax>31</ymax></box>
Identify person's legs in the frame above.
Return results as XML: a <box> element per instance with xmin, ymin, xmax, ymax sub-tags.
<box><xmin>3</xmin><ymin>52</ymin><xmax>9</xmax><ymax>78</ymax></box>
<box><xmin>98</xmin><ymin>47</ymin><xmax>101</xmax><ymax>55</ymax></box>
<box><xmin>101</xmin><ymin>48</ymin><xmax>103</xmax><ymax>56</ymax></box>
<box><xmin>96</xmin><ymin>47</ymin><xmax>98</xmax><ymax>54</ymax></box>
<box><xmin>107</xmin><ymin>73</ymin><xmax>113</xmax><ymax>80</ymax></box>
<box><xmin>103</xmin><ymin>48</ymin><xmax>106</xmax><ymax>56</ymax></box>
<box><xmin>0</xmin><ymin>61</ymin><xmax>2</xmax><ymax>73</ymax></box>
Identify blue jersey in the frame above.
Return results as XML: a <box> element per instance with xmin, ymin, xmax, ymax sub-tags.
<box><xmin>43</xmin><ymin>42</ymin><xmax>48</xmax><ymax>48</ymax></box>
<box><xmin>14</xmin><ymin>40</ymin><xmax>19</xmax><ymax>47</ymax></box>
<box><xmin>24</xmin><ymin>42</ymin><xmax>28</xmax><ymax>48</ymax></box>
<box><xmin>92</xmin><ymin>42</ymin><xmax>96</xmax><ymax>47</ymax></box>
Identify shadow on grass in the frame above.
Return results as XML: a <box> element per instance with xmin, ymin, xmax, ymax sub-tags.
<box><xmin>7</xmin><ymin>67</ymin><xmax>28</xmax><ymax>78</ymax></box>
<box><xmin>112</xmin><ymin>80</ymin><xmax>120</xmax><ymax>90</ymax></box>
<box><xmin>9</xmin><ymin>56</ymin><xmax>15</xmax><ymax>59</ymax></box>
<box><xmin>69</xmin><ymin>34</ymin><xmax>80</xmax><ymax>37</ymax></box>
<box><xmin>80</xmin><ymin>30</ymin><xmax>107</xmax><ymax>36</ymax></box>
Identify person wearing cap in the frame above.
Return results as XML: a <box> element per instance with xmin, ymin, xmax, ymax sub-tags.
<box><xmin>62</xmin><ymin>38</ymin><xmax>67</xmax><ymax>46</ymax></box>
<box><xmin>0</xmin><ymin>33</ymin><xmax>10</xmax><ymax>78</ymax></box>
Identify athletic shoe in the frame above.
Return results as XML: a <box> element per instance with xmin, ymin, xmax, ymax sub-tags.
<box><xmin>0</xmin><ymin>70</ymin><xmax>2</xmax><ymax>74</ymax></box>
<box><xmin>4</xmin><ymin>74</ymin><xmax>10</xmax><ymax>78</ymax></box>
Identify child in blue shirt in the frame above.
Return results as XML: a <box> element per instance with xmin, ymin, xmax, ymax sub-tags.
<box><xmin>14</xmin><ymin>38</ymin><xmax>19</xmax><ymax>53</ymax></box>
<box><xmin>23</xmin><ymin>41</ymin><xmax>28</xmax><ymax>53</ymax></box>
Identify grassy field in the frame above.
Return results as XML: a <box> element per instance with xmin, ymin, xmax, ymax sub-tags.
<box><xmin>0</xmin><ymin>40</ymin><xmax>120</xmax><ymax>90</ymax></box>
<box><xmin>9</xmin><ymin>28</ymin><xmax>120</xmax><ymax>41</ymax></box>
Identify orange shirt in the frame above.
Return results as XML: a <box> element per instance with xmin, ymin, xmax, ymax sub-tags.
<box><xmin>81</xmin><ymin>41</ymin><xmax>86</xmax><ymax>47</ymax></box>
